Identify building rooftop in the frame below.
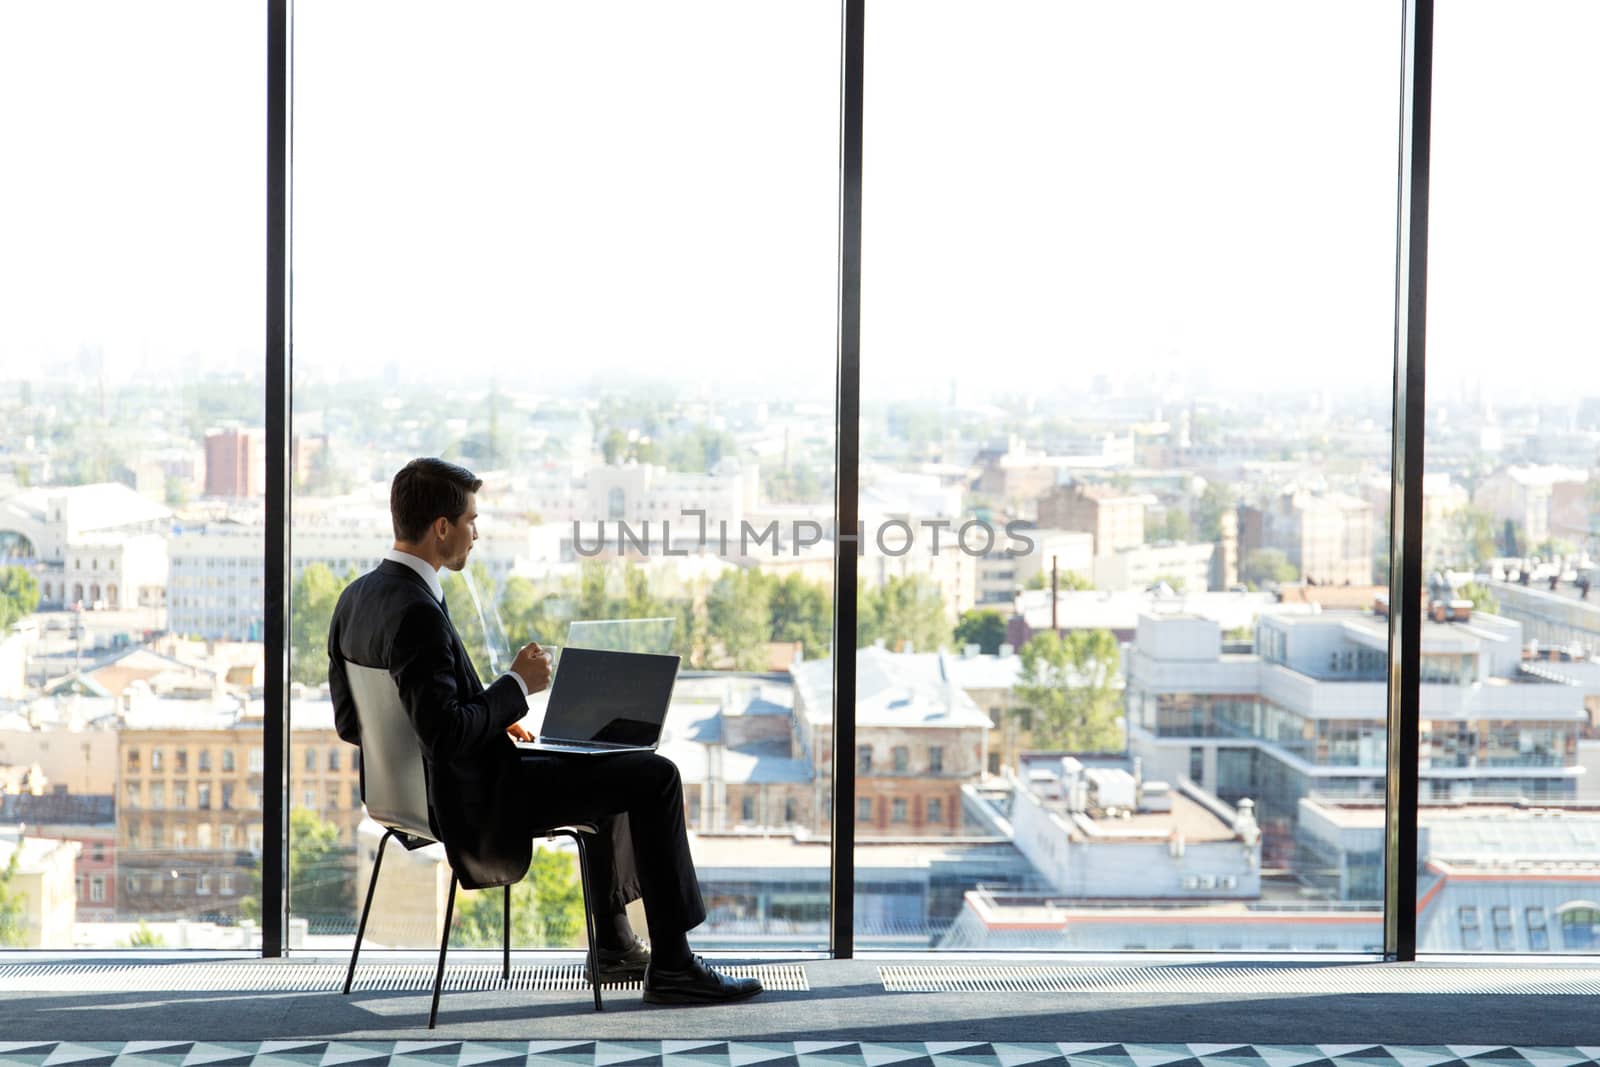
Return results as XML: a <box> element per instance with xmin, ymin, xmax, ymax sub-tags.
<box><xmin>1015</xmin><ymin>589</ymin><xmax>1287</xmax><ymax>634</ymax></box>
<box><xmin>0</xmin><ymin>792</ymin><xmax>115</xmax><ymax>827</ymax></box>
<box><xmin>792</xmin><ymin>648</ymin><xmax>994</xmax><ymax>729</ymax></box>
<box><xmin>906</xmin><ymin>650</ymin><xmax>1023</xmax><ymax>692</ymax></box>
<box><xmin>1065</xmin><ymin>792</ymin><xmax>1241</xmax><ymax>845</ymax></box>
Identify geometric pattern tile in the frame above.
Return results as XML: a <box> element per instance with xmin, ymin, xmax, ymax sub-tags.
<box><xmin>3</xmin><ymin>1046</ymin><xmax>1600</xmax><ymax>1067</ymax></box>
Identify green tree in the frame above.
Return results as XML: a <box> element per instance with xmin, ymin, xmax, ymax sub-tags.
<box><xmin>163</xmin><ymin>474</ymin><xmax>190</xmax><ymax>507</ymax></box>
<box><xmin>601</xmin><ymin>429</ymin><xmax>628</xmax><ymax>465</ymax></box>
<box><xmin>1241</xmin><ymin>548</ymin><xmax>1298</xmax><ymax>589</ymax></box>
<box><xmin>1537</xmin><ymin>538</ymin><xmax>1576</xmax><ymax>560</ymax></box>
<box><xmin>440</xmin><ymin>561</ymin><xmax>497</xmax><ymax>675</ymax></box>
<box><xmin>768</xmin><ymin>574</ymin><xmax>832</xmax><ymax>657</ymax></box>
<box><xmin>452</xmin><ymin>846</ymin><xmax>585</xmax><ymax>948</ymax></box>
<box><xmin>575</xmin><ymin>562</ymin><xmax>611</xmax><ymax>620</ymax></box>
<box><xmin>662</xmin><ymin>427</ymin><xmax>737</xmax><ymax>473</ymax></box>
<box><xmin>1014</xmin><ymin>629</ymin><xmax>1123</xmax><ymax>751</ymax></box>
<box><xmin>289</xmin><ymin>808</ymin><xmax>355</xmax><ymax>921</ymax></box>
<box><xmin>1194</xmin><ymin>483</ymin><xmax>1236</xmax><ymax>542</ymax></box>
<box><xmin>1503</xmin><ymin>519</ymin><xmax>1521</xmax><ymax>557</ymax></box>
<box><xmin>121</xmin><ymin>919</ymin><xmax>166</xmax><ymax>948</ymax></box>
<box><xmin>954</xmin><ymin>609</ymin><xmax>1008</xmax><ymax>654</ymax></box>
<box><xmin>709</xmin><ymin>569</ymin><xmax>773</xmax><ymax>670</ymax></box>
<box><xmin>673</xmin><ymin>593</ymin><xmax>711</xmax><ymax>670</ymax></box>
<box><xmin>290</xmin><ymin>563</ymin><xmax>356</xmax><ymax>686</ymax></box>
<box><xmin>1150</xmin><ymin>573</ymin><xmax>1187</xmax><ymax>592</ymax></box>
<box><xmin>1025</xmin><ymin>568</ymin><xmax>1091</xmax><ymax>592</ymax></box>
<box><xmin>619</xmin><ymin>563</ymin><xmax>666</xmax><ymax>621</ymax></box>
<box><xmin>1449</xmin><ymin>507</ymin><xmax>1497</xmax><ymax>567</ymax></box>
<box><xmin>0</xmin><ymin>566</ymin><xmax>41</xmax><ymax>631</ymax></box>
<box><xmin>1457</xmin><ymin>581</ymin><xmax>1499</xmax><ymax>615</ymax></box>
<box><xmin>0</xmin><ymin>851</ymin><xmax>25</xmax><ymax>946</ymax></box>
<box><xmin>763</xmin><ymin>465</ymin><xmax>822</xmax><ymax>504</ymax></box>
<box><xmin>500</xmin><ymin>575</ymin><xmax>567</xmax><ymax>648</ymax></box>
<box><xmin>858</xmin><ymin>574</ymin><xmax>950</xmax><ymax>653</ymax></box>
<box><xmin>1146</xmin><ymin>509</ymin><xmax>1191</xmax><ymax>543</ymax></box>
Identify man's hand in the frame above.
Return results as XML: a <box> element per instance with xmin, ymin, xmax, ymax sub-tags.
<box><xmin>511</xmin><ymin>641</ymin><xmax>552</xmax><ymax>694</ymax></box>
<box><xmin>506</xmin><ymin>720</ymin><xmax>533</xmax><ymax>742</ymax></box>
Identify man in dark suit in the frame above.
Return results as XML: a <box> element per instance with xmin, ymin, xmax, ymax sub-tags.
<box><xmin>328</xmin><ymin>457</ymin><xmax>761</xmax><ymax>1005</ymax></box>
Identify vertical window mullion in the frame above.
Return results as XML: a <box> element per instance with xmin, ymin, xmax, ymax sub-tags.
<box><xmin>1383</xmin><ymin>0</ymin><xmax>1434</xmax><ymax>963</ymax></box>
<box><xmin>264</xmin><ymin>0</ymin><xmax>292</xmax><ymax>959</ymax></box>
<box><xmin>830</xmin><ymin>0</ymin><xmax>865</xmax><ymax>961</ymax></box>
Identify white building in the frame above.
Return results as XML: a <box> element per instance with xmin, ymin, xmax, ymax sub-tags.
<box><xmin>0</xmin><ymin>484</ymin><xmax>172</xmax><ymax>608</ymax></box>
<box><xmin>977</xmin><ymin>529</ymin><xmax>1094</xmax><ymax>605</ymax></box>
<box><xmin>62</xmin><ymin>533</ymin><xmax>168</xmax><ymax>610</ymax></box>
<box><xmin>1009</xmin><ymin>587</ymin><xmax>1288</xmax><ymax>644</ymax></box>
<box><xmin>509</xmin><ymin>460</ymin><xmax>757</xmax><ymax>532</ymax></box>
<box><xmin>0</xmin><ymin>831</ymin><xmax>80</xmax><ymax>948</ymax></box>
<box><xmin>1006</xmin><ymin>755</ymin><xmax>1260</xmax><ymax>900</ymax></box>
<box><xmin>1127</xmin><ymin>609</ymin><xmax>1590</xmax><ymax>867</ymax></box>
<box><xmin>167</xmin><ymin>522</ymin><xmax>264</xmax><ymax>641</ymax></box>
<box><xmin>1092</xmin><ymin>541</ymin><xmax>1215</xmax><ymax>594</ymax></box>
<box><xmin>0</xmin><ymin>483</ymin><xmax>171</xmax><ymax>567</ymax></box>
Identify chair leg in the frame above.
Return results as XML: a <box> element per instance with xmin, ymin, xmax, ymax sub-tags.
<box><xmin>429</xmin><ymin>875</ymin><xmax>458</xmax><ymax>1030</ymax></box>
<box><xmin>572</xmin><ymin>834</ymin><xmax>603</xmax><ymax>1011</ymax></box>
<box><xmin>503</xmin><ymin>883</ymin><xmax>512</xmax><ymax>981</ymax></box>
<box><xmin>343</xmin><ymin>828</ymin><xmax>395</xmax><ymax>995</ymax></box>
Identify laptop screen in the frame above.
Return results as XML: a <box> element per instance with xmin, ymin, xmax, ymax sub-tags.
<box><xmin>541</xmin><ymin>647</ymin><xmax>681</xmax><ymax>747</ymax></box>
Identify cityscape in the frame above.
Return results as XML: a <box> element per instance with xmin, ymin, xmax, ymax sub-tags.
<box><xmin>2</xmin><ymin>366</ymin><xmax>1599</xmax><ymax>954</ymax></box>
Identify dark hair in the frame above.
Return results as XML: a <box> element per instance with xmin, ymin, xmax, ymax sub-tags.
<box><xmin>390</xmin><ymin>458</ymin><xmax>482</xmax><ymax>543</ymax></box>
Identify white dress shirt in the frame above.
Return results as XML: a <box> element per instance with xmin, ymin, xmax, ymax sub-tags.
<box><xmin>384</xmin><ymin>548</ymin><xmax>528</xmax><ymax>698</ymax></box>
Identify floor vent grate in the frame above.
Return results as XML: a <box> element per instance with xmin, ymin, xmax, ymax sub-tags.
<box><xmin>0</xmin><ymin>961</ymin><xmax>806</xmax><ymax>994</ymax></box>
<box><xmin>878</xmin><ymin>963</ymin><xmax>1600</xmax><ymax>995</ymax></box>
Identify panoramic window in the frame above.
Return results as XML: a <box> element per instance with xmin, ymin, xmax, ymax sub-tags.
<box><xmin>0</xmin><ymin>2</ymin><xmax>264</xmax><ymax>949</ymax></box>
<box><xmin>860</xmin><ymin>0</ymin><xmax>1402</xmax><ymax>951</ymax></box>
<box><xmin>1416</xmin><ymin>0</ymin><xmax>1600</xmax><ymax>952</ymax></box>
<box><xmin>289</xmin><ymin>0</ymin><xmax>840</xmax><ymax>952</ymax></box>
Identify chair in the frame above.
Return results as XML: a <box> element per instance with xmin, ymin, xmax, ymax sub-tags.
<box><xmin>338</xmin><ymin>663</ymin><xmax>604</xmax><ymax>1026</ymax></box>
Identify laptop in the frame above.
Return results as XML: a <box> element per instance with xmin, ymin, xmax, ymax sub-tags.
<box><xmin>515</xmin><ymin>646</ymin><xmax>681</xmax><ymax>755</ymax></box>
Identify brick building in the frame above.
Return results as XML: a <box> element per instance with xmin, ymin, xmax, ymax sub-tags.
<box><xmin>1037</xmin><ymin>484</ymin><xmax>1148</xmax><ymax>555</ymax></box>
<box><xmin>792</xmin><ymin>648</ymin><xmax>990</xmax><ymax>837</ymax></box>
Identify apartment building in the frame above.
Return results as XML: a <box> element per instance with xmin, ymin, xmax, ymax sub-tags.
<box><xmin>116</xmin><ymin>700</ymin><xmax>360</xmax><ymax>920</ymax></box>
<box><xmin>1126</xmin><ymin>610</ymin><xmax>1588</xmax><ymax>870</ymax></box>
<box><xmin>1037</xmin><ymin>483</ymin><xmax>1148</xmax><ymax>555</ymax></box>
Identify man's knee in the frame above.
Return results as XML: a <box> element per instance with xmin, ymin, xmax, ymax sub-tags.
<box><xmin>642</xmin><ymin>752</ymin><xmax>682</xmax><ymax>790</ymax></box>
<box><xmin>613</xmin><ymin>751</ymin><xmax>682</xmax><ymax>804</ymax></box>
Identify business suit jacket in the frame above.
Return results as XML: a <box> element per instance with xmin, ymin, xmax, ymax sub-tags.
<box><xmin>327</xmin><ymin>559</ymin><xmax>531</xmax><ymax>889</ymax></box>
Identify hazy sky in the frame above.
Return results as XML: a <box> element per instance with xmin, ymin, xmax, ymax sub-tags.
<box><xmin>1</xmin><ymin>1</ymin><xmax>1596</xmax><ymax>407</ymax></box>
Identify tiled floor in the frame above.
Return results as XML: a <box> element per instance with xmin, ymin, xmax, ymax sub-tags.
<box><xmin>1</xmin><ymin>1044</ymin><xmax>1597</xmax><ymax>1067</ymax></box>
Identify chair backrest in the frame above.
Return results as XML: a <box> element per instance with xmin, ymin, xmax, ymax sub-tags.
<box><xmin>345</xmin><ymin>663</ymin><xmax>434</xmax><ymax>840</ymax></box>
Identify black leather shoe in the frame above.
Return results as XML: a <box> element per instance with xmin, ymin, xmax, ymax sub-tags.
<box><xmin>642</xmin><ymin>955</ymin><xmax>764</xmax><ymax>1005</ymax></box>
<box><xmin>585</xmin><ymin>936</ymin><xmax>651</xmax><ymax>984</ymax></box>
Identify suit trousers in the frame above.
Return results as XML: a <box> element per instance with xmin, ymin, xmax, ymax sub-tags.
<box><xmin>515</xmin><ymin>749</ymin><xmax>707</xmax><ymax>936</ymax></box>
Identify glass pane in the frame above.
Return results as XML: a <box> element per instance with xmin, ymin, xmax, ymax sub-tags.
<box><xmin>0</xmin><ymin>2</ymin><xmax>264</xmax><ymax>948</ymax></box>
<box><xmin>291</xmin><ymin>0</ymin><xmax>839</xmax><ymax>952</ymax></box>
<box><xmin>859</xmin><ymin>0</ymin><xmax>1400</xmax><ymax>952</ymax></box>
<box><xmin>1416</xmin><ymin>0</ymin><xmax>1600</xmax><ymax>953</ymax></box>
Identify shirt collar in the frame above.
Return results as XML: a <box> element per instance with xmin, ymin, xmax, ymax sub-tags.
<box><xmin>384</xmin><ymin>548</ymin><xmax>445</xmax><ymax>603</ymax></box>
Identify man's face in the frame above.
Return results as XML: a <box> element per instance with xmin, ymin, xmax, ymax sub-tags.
<box><xmin>440</xmin><ymin>492</ymin><xmax>479</xmax><ymax>571</ymax></box>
